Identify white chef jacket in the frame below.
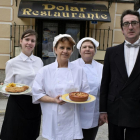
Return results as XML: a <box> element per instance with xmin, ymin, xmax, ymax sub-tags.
<box><xmin>4</xmin><ymin>52</ymin><xmax>43</xmax><ymax>95</ymax></box>
<box><xmin>72</xmin><ymin>58</ymin><xmax>103</xmax><ymax>129</ymax></box>
<box><xmin>32</xmin><ymin>60</ymin><xmax>90</xmax><ymax>140</ymax></box>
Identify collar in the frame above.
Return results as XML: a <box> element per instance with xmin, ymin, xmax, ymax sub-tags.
<box><xmin>53</xmin><ymin>59</ymin><xmax>75</xmax><ymax>70</ymax></box>
<box><xmin>19</xmin><ymin>52</ymin><xmax>35</xmax><ymax>61</ymax></box>
<box><xmin>125</xmin><ymin>39</ymin><xmax>140</xmax><ymax>45</ymax></box>
<box><xmin>79</xmin><ymin>58</ymin><xmax>94</xmax><ymax>68</ymax></box>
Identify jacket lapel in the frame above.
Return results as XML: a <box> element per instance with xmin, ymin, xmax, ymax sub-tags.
<box><xmin>114</xmin><ymin>43</ymin><xmax>128</xmax><ymax>82</ymax></box>
<box><xmin>123</xmin><ymin>48</ymin><xmax>140</xmax><ymax>88</ymax></box>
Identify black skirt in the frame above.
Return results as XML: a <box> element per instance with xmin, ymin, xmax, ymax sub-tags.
<box><xmin>0</xmin><ymin>95</ymin><xmax>41</xmax><ymax>140</ymax></box>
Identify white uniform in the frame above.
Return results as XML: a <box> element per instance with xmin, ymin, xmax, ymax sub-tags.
<box><xmin>72</xmin><ymin>58</ymin><xmax>103</xmax><ymax>129</ymax></box>
<box><xmin>4</xmin><ymin>52</ymin><xmax>43</xmax><ymax>95</ymax></box>
<box><xmin>32</xmin><ymin>60</ymin><xmax>90</xmax><ymax>140</ymax></box>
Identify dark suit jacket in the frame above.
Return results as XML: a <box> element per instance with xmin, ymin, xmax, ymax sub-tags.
<box><xmin>100</xmin><ymin>42</ymin><xmax>140</xmax><ymax>128</ymax></box>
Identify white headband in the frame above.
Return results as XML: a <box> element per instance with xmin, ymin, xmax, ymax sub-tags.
<box><xmin>77</xmin><ymin>37</ymin><xmax>99</xmax><ymax>52</ymax></box>
<box><xmin>53</xmin><ymin>34</ymin><xmax>75</xmax><ymax>56</ymax></box>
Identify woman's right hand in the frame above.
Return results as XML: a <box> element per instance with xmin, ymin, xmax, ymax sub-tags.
<box><xmin>0</xmin><ymin>83</ymin><xmax>3</xmax><ymax>85</ymax></box>
<box><xmin>54</xmin><ymin>95</ymin><xmax>66</xmax><ymax>105</ymax></box>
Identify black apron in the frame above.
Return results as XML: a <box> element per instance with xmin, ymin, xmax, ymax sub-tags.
<box><xmin>0</xmin><ymin>95</ymin><xmax>41</xmax><ymax>140</ymax></box>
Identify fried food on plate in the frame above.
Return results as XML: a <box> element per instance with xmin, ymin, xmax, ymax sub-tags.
<box><xmin>5</xmin><ymin>86</ymin><xmax>29</xmax><ymax>93</ymax></box>
<box><xmin>6</xmin><ymin>83</ymin><xmax>16</xmax><ymax>87</ymax></box>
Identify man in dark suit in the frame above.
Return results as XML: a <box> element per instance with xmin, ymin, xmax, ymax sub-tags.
<box><xmin>99</xmin><ymin>10</ymin><xmax>140</xmax><ymax>140</ymax></box>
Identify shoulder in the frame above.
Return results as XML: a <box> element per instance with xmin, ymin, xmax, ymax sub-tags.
<box><xmin>93</xmin><ymin>60</ymin><xmax>103</xmax><ymax>67</ymax></box>
<box><xmin>70</xmin><ymin>61</ymin><xmax>82</xmax><ymax>70</ymax></box>
<box><xmin>33</xmin><ymin>55</ymin><xmax>43</xmax><ymax>62</ymax></box>
<box><xmin>71</xmin><ymin>58</ymin><xmax>82</xmax><ymax>67</ymax></box>
<box><xmin>106</xmin><ymin>43</ymin><xmax>124</xmax><ymax>53</ymax></box>
<box><xmin>72</xmin><ymin>58</ymin><xmax>80</xmax><ymax>64</ymax></box>
<box><xmin>38</xmin><ymin>62</ymin><xmax>55</xmax><ymax>73</ymax></box>
<box><xmin>6</xmin><ymin>55</ymin><xmax>20</xmax><ymax>65</ymax></box>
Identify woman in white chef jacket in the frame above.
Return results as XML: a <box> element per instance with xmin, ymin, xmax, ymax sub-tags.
<box><xmin>72</xmin><ymin>37</ymin><xmax>103</xmax><ymax>140</ymax></box>
<box><xmin>32</xmin><ymin>34</ymin><xmax>90</xmax><ymax>140</ymax></box>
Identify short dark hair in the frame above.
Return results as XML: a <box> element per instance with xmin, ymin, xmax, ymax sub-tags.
<box><xmin>120</xmin><ymin>10</ymin><xmax>140</xmax><ymax>29</ymax></box>
<box><xmin>21</xmin><ymin>29</ymin><xmax>38</xmax><ymax>40</ymax></box>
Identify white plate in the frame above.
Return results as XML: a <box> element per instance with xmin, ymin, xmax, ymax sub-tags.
<box><xmin>0</xmin><ymin>83</ymin><xmax>31</xmax><ymax>95</ymax></box>
<box><xmin>60</xmin><ymin>93</ymin><xmax>96</xmax><ymax>104</ymax></box>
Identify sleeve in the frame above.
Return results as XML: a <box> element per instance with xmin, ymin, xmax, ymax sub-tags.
<box><xmin>32</xmin><ymin>69</ymin><xmax>46</xmax><ymax>104</ymax></box>
<box><xmin>80</xmin><ymin>69</ymin><xmax>90</xmax><ymax>94</ymax></box>
<box><xmin>99</xmin><ymin>48</ymin><xmax>111</xmax><ymax>112</ymax></box>
<box><xmin>4</xmin><ymin>61</ymin><xmax>15</xmax><ymax>83</ymax></box>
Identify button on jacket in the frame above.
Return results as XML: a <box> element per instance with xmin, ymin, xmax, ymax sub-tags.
<box><xmin>72</xmin><ymin>58</ymin><xmax>103</xmax><ymax>128</ymax></box>
<box><xmin>32</xmin><ymin>60</ymin><xmax>90</xmax><ymax>140</ymax></box>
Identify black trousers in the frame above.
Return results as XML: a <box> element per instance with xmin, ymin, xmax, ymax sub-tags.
<box><xmin>82</xmin><ymin>126</ymin><xmax>98</xmax><ymax>140</ymax></box>
<box><xmin>108</xmin><ymin>121</ymin><xmax>140</xmax><ymax>140</ymax></box>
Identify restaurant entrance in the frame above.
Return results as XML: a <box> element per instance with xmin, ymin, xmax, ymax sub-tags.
<box><xmin>36</xmin><ymin>19</ymin><xmax>86</xmax><ymax>65</ymax></box>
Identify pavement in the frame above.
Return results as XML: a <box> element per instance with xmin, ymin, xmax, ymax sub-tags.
<box><xmin>0</xmin><ymin>97</ymin><xmax>108</xmax><ymax>140</ymax></box>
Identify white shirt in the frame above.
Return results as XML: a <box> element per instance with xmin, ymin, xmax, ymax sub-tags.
<box><xmin>4</xmin><ymin>52</ymin><xmax>43</xmax><ymax>95</ymax></box>
<box><xmin>32</xmin><ymin>60</ymin><xmax>90</xmax><ymax>140</ymax></box>
<box><xmin>72</xmin><ymin>58</ymin><xmax>103</xmax><ymax>129</ymax></box>
<box><xmin>124</xmin><ymin>39</ymin><xmax>140</xmax><ymax>77</ymax></box>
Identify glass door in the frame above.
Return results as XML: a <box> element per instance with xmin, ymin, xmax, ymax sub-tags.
<box><xmin>42</xmin><ymin>22</ymin><xmax>58</xmax><ymax>65</ymax></box>
<box><xmin>65</xmin><ymin>23</ymin><xmax>80</xmax><ymax>62</ymax></box>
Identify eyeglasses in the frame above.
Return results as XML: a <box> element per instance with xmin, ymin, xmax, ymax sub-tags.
<box><xmin>122</xmin><ymin>21</ymin><xmax>139</xmax><ymax>27</ymax></box>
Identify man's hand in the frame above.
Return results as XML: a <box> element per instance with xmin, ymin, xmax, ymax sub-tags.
<box><xmin>99</xmin><ymin>113</ymin><xmax>108</xmax><ymax>126</ymax></box>
<box><xmin>54</xmin><ymin>95</ymin><xmax>66</xmax><ymax>105</ymax></box>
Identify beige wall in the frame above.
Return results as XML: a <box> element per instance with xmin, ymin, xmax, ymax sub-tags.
<box><xmin>0</xmin><ymin>0</ymin><xmax>135</xmax><ymax>69</ymax></box>
<box><xmin>0</xmin><ymin>40</ymin><xmax>10</xmax><ymax>54</ymax></box>
<box><xmin>0</xmin><ymin>55</ymin><xmax>10</xmax><ymax>69</ymax></box>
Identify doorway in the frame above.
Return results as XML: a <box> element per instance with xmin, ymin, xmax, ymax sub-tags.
<box><xmin>36</xmin><ymin>19</ymin><xmax>86</xmax><ymax>65</ymax></box>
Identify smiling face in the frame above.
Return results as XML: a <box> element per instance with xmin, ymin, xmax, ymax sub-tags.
<box><xmin>54</xmin><ymin>40</ymin><xmax>73</xmax><ymax>64</ymax></box>
<box><xmin>80</xmin><ymin>41</ymin><xmax>95</xmax><ymax>64</ymax></box>
<box><xmin>20</xmin><ymin>34</ymin><xmax>36</xmax><ymax>56</ymax></box>
<box><xmin>122</xmin><ymin>14</ymin><xmax>140</xmax><ymax>43</ymax></box>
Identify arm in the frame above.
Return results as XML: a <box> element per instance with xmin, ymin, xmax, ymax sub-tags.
<box><xmin>39</xmin><ymin>95</ymin><xmax>65</xmax><ymax>105</ymax></box>
<box><xmin>99</xmin><ymin>49</ymin><xmax>111</xmax><ymax>124</ymax></box>
<box><xmin>4</xmin><ymin>61</ymin><xmax>15</xmax><ymax>83</ymax></box>
<box><xmin>100</xmin><ymin>48</ymin><xmax>111</xmax><ymax>112</ymax></box>
<box><xmin>32</xmin><ymin>69</ymin><xmax>65</xmax><ymax>105</ymax></box>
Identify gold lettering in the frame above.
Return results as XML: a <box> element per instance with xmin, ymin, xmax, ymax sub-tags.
<box><xmin>70</xmin><ymin>7</ymin><xmax>79</xmax><ymax>12</ymax></box>
<box><xmin>62</xmin><ymin>12</ymin><xmax>69</xmax><ymax>17</ymax></box>
<box><xmin>32</xmin><ymin>11</ymin><xmax>39</xmax><ymax>15</ymax></box>
<box><xmin>72</xmin><ymin>13</ymin><xmax>77</xmax><ymax>17</ymax></box>
<box><xmin>101</xmin><ymin>14</ymin><xmax>107</xmax><ymax>19</ymax></box>
<box><xmin>87</xmin><ymin>13</ymin><xmax>94</xmax><ymax>19</ymax></box>
<box><xmin>42</xmin><ymin>4</ymin><xmax>55</xmax><ymax>10</ymax></box>
<box><xmin>57</xmin><ymin>6</ymin><xmax>64</xmax><ymax>11</ymax></box>
<box><xmin>65</xmin><ymin>5</ymin><xmax>69</xmax><ymax>11</ymax></box>
<box><xmin>40</xmin><ymin>11</ymin><xmax>47</xmax><ymax>16</ymax></box>
<box><xmin>22</xmin><ymin>8</ymin><xmax>32</xmax><ymax>15</ymax></box>
<box><xmin>80</xmin><ymin>7</ymin><xmax>86</xmax><ymax>12</ymax></box>
<box><xmin>54</xmin><ymin>12</ymin><xmax>61</xmax><ymax>17</ymax></box>
<box><xmin>79</xmin><ymin>13</ymin><xmax>85</xmax><ymax>18</ymax></box>
<box><xmin>95</xmin><ymin>13</ymin><xmax>100</xmax><ymax>19</ymax></box>
<box><xmin>48</xmin><ymin>11</ymin><xmax>52</xmax><ymax>16</ymax></box>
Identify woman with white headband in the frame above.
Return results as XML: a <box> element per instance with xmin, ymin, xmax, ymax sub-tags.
<box><xmin>32</xmin><ymin>34</ymin><xmax>90</xmax><ymax>140</ymax></box>
<box><xmin>72</xmin><ymin>37</ymin><xmax>103</xmax><ymax>140</ymax></box>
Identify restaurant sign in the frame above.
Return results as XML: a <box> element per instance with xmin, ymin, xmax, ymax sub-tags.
<box><xmin>18</xmin><ymin>1</ymin><xmax>111</xmax><ymax>22</ymax></box>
